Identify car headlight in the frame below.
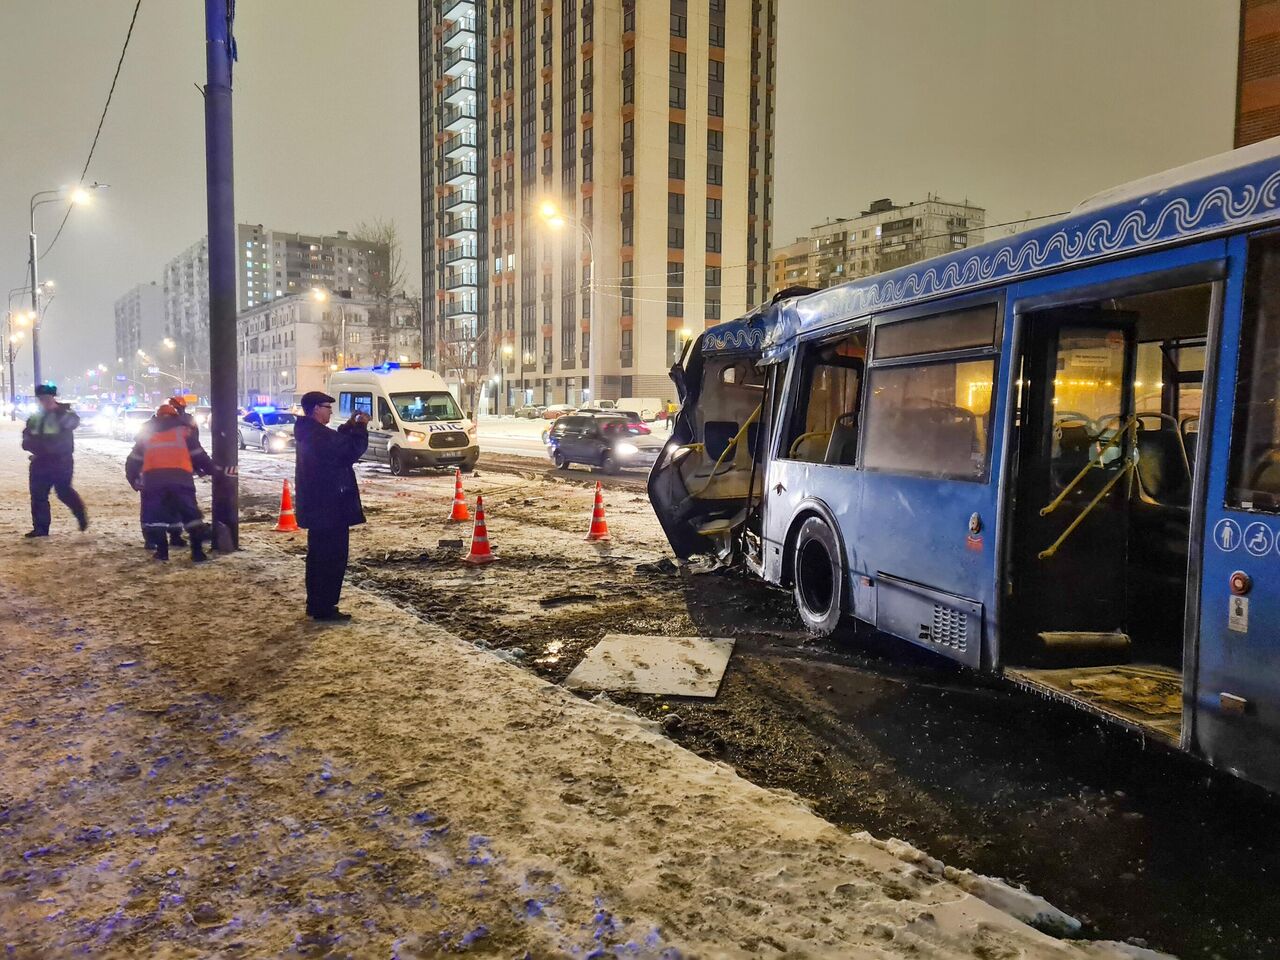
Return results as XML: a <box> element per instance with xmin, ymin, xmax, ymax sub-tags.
<box><xmin>615</xmin><ymin>442</ymin><xmax>639</xmax><ymax>456</ymax></box>
<box><xmin>405</xmin><ymin>430</ymin><xmax>426</xmax><ymax>443</ymax></box>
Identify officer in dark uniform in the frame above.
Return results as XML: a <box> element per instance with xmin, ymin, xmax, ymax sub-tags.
<box><xmin>125</xmin><ymin>404</ymin><xmax>216</xmax><ymax>562</ymax></box>
<box><xmin>294</xmin><ymin>390</ymin><xmax>368</xmax><ymax>621</ymax></box>
<box><xmin>21</xmin><ymin>384</ymin><xmax>88</xmax><ymax>538</ymax></box>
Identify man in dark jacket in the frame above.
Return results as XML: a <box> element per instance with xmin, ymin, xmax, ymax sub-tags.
<box><xmin>21</xmin><ymin>384</ymin><xmax>88</xmax><ymax>538</ymax></box>
<box><xmin>125</xmin><ymin>404</ymin><xmax>216</xmax><ymax>562</ymax></box>
<box><xmin>294</xmin><ymin>390</ymin><xmax>369</xmax><ymax>621</ymax></box>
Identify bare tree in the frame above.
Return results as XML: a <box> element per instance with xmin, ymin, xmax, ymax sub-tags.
<box><xmin>352</xmin><ymin>219</ymin><xmax>405</xmax><ymax>363</ymax></box>
<box><xmin>435</xmin><ymin>321</ymin><xmax>492</xmax><ymax>418</ymax></box>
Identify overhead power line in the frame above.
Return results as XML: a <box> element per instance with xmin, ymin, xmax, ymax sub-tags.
<box><xmin>39</xmin><ymin>0</ymin><xmax>144</xmax><ymax>260</ymax></box>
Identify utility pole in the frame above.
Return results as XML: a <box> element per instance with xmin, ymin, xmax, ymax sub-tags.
<box><xmin>205</xmin><ymin>0</ymin><xmax>238</xmax><ymax>550</ymax></box>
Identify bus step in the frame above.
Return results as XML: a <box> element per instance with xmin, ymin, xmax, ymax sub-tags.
<box><xmin>1036</xmin><ymin>630</ymin><xmax>1131</xmax><ymax>666</ymax></box>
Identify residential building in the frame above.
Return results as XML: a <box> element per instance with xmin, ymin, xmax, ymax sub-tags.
<box><xmin>770</xmin><ymin>197</ymin><xmax>987</xmax><ymax>292</ymax></box>
<box><xmin>418</xmin><ymin>0</ymin><xmax>777</xmax><ymax>410</ymax></box>
<box><xmin>1236</xmin><ymin>0</ymin><xmax>1280</xmax><ymax>146</ymax></box>
<box><xmin>237</xmin><ymin>292</ymin><xmax>423</xmax><ymax>407</ymax></box>
<box><xmin>237</xmin><ymin>225</ymin><xmax>392</xmax><ymax>310</ymax></box>
<box><xmin>113</xmin><ymin>282</ymin><xmax>166</xmax><ymax>380</ymax></box>
<box><xmin>161</xmin><ymin>237</ymin><xmax>211</xmax><ymax>389</ymax></box>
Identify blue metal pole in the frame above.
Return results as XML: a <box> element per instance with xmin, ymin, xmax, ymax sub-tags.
<box><xmin>205</xmin><ymin>0</ymin><xmax>238</xmax><ymax>549</ymax></box>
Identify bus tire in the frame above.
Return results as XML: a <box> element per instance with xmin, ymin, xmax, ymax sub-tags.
<box><xmin>792</xmin><ymin>516</ymin><xmax>843</xmax><ymax>636</ymax></box>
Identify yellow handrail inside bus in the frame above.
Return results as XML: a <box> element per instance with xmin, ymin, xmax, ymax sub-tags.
<box><xmin>689</xmin><ymin>404</ymin><xmax>762</xmax><ymax>497</ymax></box>
<box><xmin>1038</xmin><ymin>455</ymin><xmax>1135</xmax><ymax>560</ymax></box>
<box><xmin>1040</xmin><ymin>416</ymin><xmax>1136</xmax><ymax>518</ymax></box>
<box><xmin>787</xmin><ymin>430</ymin><xmax>832</xmax><ymax>459</ymax></box>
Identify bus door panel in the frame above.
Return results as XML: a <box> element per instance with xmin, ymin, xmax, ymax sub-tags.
<box><xmin>1011</xmin><ymin>309</ymin><xmax>1137</xmax><ymax>653</ymax></box>
<box><xmin>1194</xmin><ymin>232</ymin><xmax>1280</xmax><ymax>790</ymax></box>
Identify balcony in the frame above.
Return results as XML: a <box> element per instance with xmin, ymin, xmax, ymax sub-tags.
<box><xmin>442</xmin><ymin>16</ymin><xmax>476</xmax><ymax>48</ymax></box>
<box><xmin>442</xmin><ymin>156</ymin><xmax>478</xmax><ymax>185</ymax></box>
<box><xmin>442</xmin><ymin>74</ymin><xmax>476</xmax><ymax>105</ymax></box>
<box><xmin>441</xmin><ymin>0</ymin><xmax>475</xmax><ymax>26</ymax></box>
<box><xmin>442</xmin><ymin>101</ymin><xmax>477</xmax><ymax>132</ymax></box>
<box><xmin>441</xmin><ymin>299</ymin><xmax>478</xmax><ymax>319</ymax></box>
<box><xmin>441</xmin><ymin>129</ymin><xmax>478</xmax><ymax>160</ymax></box>
<box><xmin>441</xmin><ymin>188</ymin><xmax>478</xmax><ymax>214</ymax></box>
<box><xmin>620</xmin><ymin>350</ymin><xmax>633</xmax><ymax>366</ymax></box>
<box><xmin>440</xmin><ymin>244</ymin><xmax>478</xmax><ymax>266</ymax></box>
<box><xmin>442</xmin><ymin>270</ymin><xmax>478</xmax><ymax>291</ymax></box>
<box><xmin>441</xmin><ymin>43</ymin><xmax>476</xmax><ymax>78</ymax></box>
<box><xmin>442</xmin><ymin>213</ymin><xmax>478</xmax><ymax>239</ymax></box>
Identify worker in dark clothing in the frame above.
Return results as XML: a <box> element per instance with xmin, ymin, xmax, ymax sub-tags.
<box><xmin>162</xmin><ymin>396</ymin><xmax>199</xmax><ymax>547</ymax></box>
<box><xmin>125</xmin><ymin>404</ymin><xmax>216</xmax><ymax>562</ymax></box>
<box><xmin>22</xmin><ymin>384</ymin><xmax>88</xmax><ymax>538</ymax></box>
<box><xmin>294</xmin><ymin>390</ymin><xmax>368</xmax><ymax>621</ymax></box>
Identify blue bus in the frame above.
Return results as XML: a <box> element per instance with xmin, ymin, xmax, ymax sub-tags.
<box><xmin>650</xmin><ymin>140</ymin><xmax>1280</xmax><ymax>793</ymax></box>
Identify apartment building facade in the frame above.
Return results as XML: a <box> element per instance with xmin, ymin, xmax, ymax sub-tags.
<box><xmin>113</xmin><ymin>281</ymin><xmax>166</xmax><ymax>380</ymax></box>
<box><xmin>418</xmin><ymin>0</ymin><xmax>776</xmax><ymax>410</ymax></box>
<box><xmin>237</xmin><ymin>225</ymin><xmax>391</xmax><ymax>311</ymax></box>
<box><xmin>770</xmin><ymin>197</ymin><xmax>987</xmax><ymax>291</ymax></box>
<box><xmin>237</xmin><ymin>292</ymin><xmax>423</xmax><ymax>407</ymax></box>
<box><xmin>1236</xmin><ymin>0</ymin><xmax>1280</xmax><ymax>146</ymax></box>
<box><xmin>161</xmin><ymin>237</ymin><xmax>211</xmax><ymax>384</ymax></box>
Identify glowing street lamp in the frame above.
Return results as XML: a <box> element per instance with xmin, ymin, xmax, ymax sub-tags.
<box><xmin>537</xmin><ymin>198</ymin><xmax>597</xmax><ymax>403</ymax></box>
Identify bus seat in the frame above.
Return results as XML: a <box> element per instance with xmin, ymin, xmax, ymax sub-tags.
<box><xmin>1051</xmin><ymin>423</ymin><xmax>1093</xmax><ymax>488</ymax></box>
<box><xmin>1135</xmin><ymin>421</ymin><xmax>1191</xmax><ymax>506</ymax></box>
<box><xmin>824</xmin><ymin>414</ymin><xmax>859</xmax><ymax>466</ymax></box>
<box><xmin>704</xmin><ymin>421</ymin><xmax>739</xmax><ymax>461</ymax></box>
<box><xmin>1180</xmin><ymin>415</ymin><xmax>1199</xmax><ymax>468</ymax></box>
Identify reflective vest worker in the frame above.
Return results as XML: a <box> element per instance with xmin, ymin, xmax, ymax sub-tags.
<box><xmin>21</xmin><ymin>383</ymin><xmax>88</xmax><ymax>538</ymax></box>
<box><xmin>125</xmin><ymin>405</ymin><xmax>216</xmax><ymax>562</ymax></box>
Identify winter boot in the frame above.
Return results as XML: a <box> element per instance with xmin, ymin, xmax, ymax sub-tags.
<box><xmin>147</xmin><ymin>530</ymin><xmax>170</xmax><ymax>562</ymax></box>
<box><xmin>189</xmin><ymin>524</ymin><xmax>210</xmax><ymax>563</ymax></box>
<box><xmin>170</xmin><ymin>528</ymin><xmax>187</xmax><ymax>547</ymax></box>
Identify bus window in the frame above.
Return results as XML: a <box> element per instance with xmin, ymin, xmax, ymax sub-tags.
<box><xmin>1228</xmin><ymin>235</ymin><xmax>1280</xmax><ymax>511</ymax></box>
<box><xmin>781</xmin><ymin>327</ymin><xmax>866</xmax><ymax>465</ymax></box>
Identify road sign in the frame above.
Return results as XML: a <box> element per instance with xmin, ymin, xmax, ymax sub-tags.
<box><xmin>147</xmin><ymin>366</ymin><xmax>159</xmax><ymax>375</ymax></box>
<box><xmin>115</xmin><ymin>374</ymin><xmax>127</xmax><ymax>381</ymax></box>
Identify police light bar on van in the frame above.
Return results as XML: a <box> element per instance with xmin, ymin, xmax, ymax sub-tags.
<box><xmin>251</xmin><ymin>405</ymin><xmax>277</xmax><ymax>414</ymax></box>
<box><xmin>341</xmin><ymin>361</ymin><xmax>424</xmax><ymax>373</ymax></box>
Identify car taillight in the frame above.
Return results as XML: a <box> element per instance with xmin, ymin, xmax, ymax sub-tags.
<box><xmin>632</xmin><ymin>423</ymin><xmax>651</xmax><ymax>435</ymax></box>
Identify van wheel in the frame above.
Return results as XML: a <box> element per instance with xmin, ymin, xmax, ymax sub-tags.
<box><xmin>389</xmin><ymin>449</ymin><xmax>407</xmax><ymax>476</ymax></box>
<box><xmin>792</xmin><ymin>516</ymin><xmax>844</xmax><ymax>636</ymax></box>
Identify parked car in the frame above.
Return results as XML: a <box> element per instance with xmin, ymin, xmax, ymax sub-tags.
<box><xmin>238</xmin><ymin>408</ymin><xmax>298</xmax><ymax>453</ymax></box>
<box><xmin>112</xmin><ymin>407</ymin><xmax>154</xmax><ymax>442</ymax></box>
<box><xmin>616</xmin><ymin>397</ymin><xmax>667</xmax><ymax>421</ymax></box>
<box><xmin>191</xmin><ymin>405</ymin><xmax>213</xmax><ymax>430</ymax></box>
<box><xmin>514</xmin><ymin>405</ymin><xmax>546</xmax><ymax>419</ymax></box>
<box><xmin>541</xmin><ymin>403</ymin><xmax>575</xmax><ymax>420</ymax></box>
<box><xmin>544</xmin><ymin>413</ymin><xmax>666</xmax><ymax>473</ymax></box>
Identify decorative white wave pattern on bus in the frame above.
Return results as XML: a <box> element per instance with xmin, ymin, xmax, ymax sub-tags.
<box><xmin>702</xmin><ymin>323</ymin><xmax>766</xmax><ymax>354</ymax></box>
<box><xmin>795</xmin><ymin>167</ymin><xmax>1280</xmax><ymax>327</ymax></box>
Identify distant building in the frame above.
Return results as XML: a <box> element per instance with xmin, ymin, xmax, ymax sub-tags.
<box><xmin>113</xmin><ymin>282</ymin><xmax>166</xmax><ymax>380</ymax></box>
<box><xmin>161</xmin><ymin>237</ymin><xmax>210</xmax><ymax>388</ymax></box>
<box><xmin>1235</xmin><ymin>0</ymin><xmax>1280</xmax><ymax>146</ymax></box>
<box><xmin>237</xmin><ymin>225</ymin><xmax>391</xmax><ymax>311</ymax></box>
<box><xmin>237</xmin><ymin>291</ymin><xmax>422</xmax><ymax>407</ymax></box>
<box><xmin>770</xmin><ymin>197</ymin><xmax>987</xmax><ymax>291</ymax></box>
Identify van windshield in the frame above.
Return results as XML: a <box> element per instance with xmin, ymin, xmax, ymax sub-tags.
<box><xmin>390</xmin><ymin>391</ymin><xmax>463</xmax><ymax>423</ymax></box>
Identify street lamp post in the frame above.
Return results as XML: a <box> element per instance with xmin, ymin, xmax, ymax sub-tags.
<box><xmin>312</xmin><ymin>288</ymin><xmax>350</xmax><ymax>369</ymax></box>
<box><xmin>28</xmin><ymin>184</ymin><xmax>101</xmax><ymax>385</ymax></box>
<box><xmin>163</xmin><ymin>337</ymin><xmax>188</xmax><ymax>391</ymax></box>
<box><xmin>538</xmin><ymin>200</ymin><xmax>597</xmax><ymax>405</ymax></box>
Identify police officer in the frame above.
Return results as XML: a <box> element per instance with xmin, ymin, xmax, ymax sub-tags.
<box><xmin>125</xmin><ymin>404</ymin><xmax>216</xmax><ymax>562</ymax></box>
<box><xmin>294</xmin><ymin>390</ymin><xmax>368</xmax><ymax>621</ymax></box>
<box><xmin>21</xmin><ymin>384</ymin><xmax>88</xmax><ymax>538</ymax></box>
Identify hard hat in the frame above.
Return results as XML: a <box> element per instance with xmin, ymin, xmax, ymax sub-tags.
<box><xmin>157</xmin><ymin>404</ymin><xmax>178</xmax><ymax>418</ymax></box>
<box><xmin>168</xmin><ymin>395</ymin><xmax>187</xmax><ymax>408</ymax></box>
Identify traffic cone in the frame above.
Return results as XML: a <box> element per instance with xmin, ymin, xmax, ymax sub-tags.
<box><xmin>462</xmin><ymin>495</ymin><xmax>496</xmax><ymax>565</ymax></box>
<box><xmin>274</xmin><ymin>480</ymin><xmax>300</xmax><ymax>533</ymax></box>
<box><xmin>585</xmin><ymin>481</ymin><xmax>611</xmax><ymax>541</ymax></box>
<box><xmin>447</xmin><ymin>468</ymin><xmax>471</xmax><ymax>522</ymax></box>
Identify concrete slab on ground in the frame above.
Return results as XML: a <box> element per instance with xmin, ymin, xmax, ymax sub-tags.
<box><xmin>565</xmin><ymin>633</ymin><xmax>735</xmax><ymax>697</ymax></box>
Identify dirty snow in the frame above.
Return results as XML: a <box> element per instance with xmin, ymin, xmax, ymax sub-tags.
<box><xmin>0</xmin><ymin>424</ymin><xmax>1174</xmax><ymax>958</ymax></box>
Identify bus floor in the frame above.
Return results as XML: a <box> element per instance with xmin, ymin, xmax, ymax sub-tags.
<box><xmin>1005</xmin><ymin>662</ymin><xmax>1182</xmax><ymax>743</ymax></box>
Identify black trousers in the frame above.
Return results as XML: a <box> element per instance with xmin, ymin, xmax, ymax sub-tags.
<box><xmin>29</xmin><ymin>461</ymin><xmax>86</xmax><ymax>535</ymax></box>
<box><xmin>305</xmin><ymin>525</ymin><xmax>350</xmax><ymax>615</ymax></box>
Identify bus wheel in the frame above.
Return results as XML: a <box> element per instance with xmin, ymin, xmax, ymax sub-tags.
<box><xmin>792</xmin><ymin>516</ymin><xmax>843</xmax><ymax>636</ymax></box>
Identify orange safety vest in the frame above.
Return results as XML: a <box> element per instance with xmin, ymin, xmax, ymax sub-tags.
<box><xmin>142</xmin><ymin>426</ymin><xmax>194</xmax><ymax>474</ymax></box>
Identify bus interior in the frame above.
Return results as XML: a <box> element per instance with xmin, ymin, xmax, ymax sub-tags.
<box><xmin>1004</xmin><ymin>280</ymin><xmax>1215</xmax><ymax>744</ymax></box>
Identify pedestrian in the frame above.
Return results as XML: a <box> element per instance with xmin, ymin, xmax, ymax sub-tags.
<box><xmin>294</xmin><ymin>390</ymin><xmax>368</xmax><ymax>621</ymax></box>
<box><xmin>21</xmin><ymin>384</ymin><xmax>88</xmax><ymax>538</ymax></box>
<box><xmin>125</xmin><ymin>404</ymin><xmax>216</xmax><ymax>562</ymax></box>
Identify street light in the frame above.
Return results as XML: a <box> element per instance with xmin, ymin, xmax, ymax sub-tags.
<box><xmin>161</xmin><ymin>337</ymin><xmax>188</xmax><ymax>390</ymax></box>
<box><xmin>537</xmin><ymin>199</ymin><xmax>597</xmax><ymax>405</ymax></box>
<box><xmin>311</xmin><ymin>286</ymin><xmax>348</xmax><ymax>368</ymax></box>
<box><xmin>29</xmin><ymin>182</ymin><xmax>105</xmax><ymax>384</ymax></box>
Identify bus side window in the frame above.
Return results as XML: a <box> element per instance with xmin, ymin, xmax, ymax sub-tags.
<box><xmin>1228</xmin><ymin>235</ymin><xmax>1280</xmax><ymax>511</ymax></box>
<box><xmin>781</xmin><ymin>327</ymin><xmax>867</xmax><ymax>465</ymax></box>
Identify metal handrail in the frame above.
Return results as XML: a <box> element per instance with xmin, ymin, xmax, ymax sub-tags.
<box><xmin>1039</xmin><ymin>415</ymin><xmax>1135</xmax><ymax>518</ymax></box>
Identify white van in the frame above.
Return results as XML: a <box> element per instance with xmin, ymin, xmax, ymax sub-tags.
<box><xmin>327</xmin><ymin>363</ymin><xmax>479</xmax><ymax>475</ymax></box>
<box><xmin>616</xmin><ymin>397</ymin><xmax>666</xmax><ymax>421</ymax></box>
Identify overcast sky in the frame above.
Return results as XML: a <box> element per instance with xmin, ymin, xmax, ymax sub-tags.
<box><xmin>0</xmin><ymin>0</ymin><xmax>1240</xmax><ymax>385</ymax></box>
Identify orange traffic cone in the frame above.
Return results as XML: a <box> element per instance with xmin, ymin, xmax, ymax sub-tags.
<box><xmin>447</xmin><ymin>468</ymin><xmax>471</xmax><ymax>522</ymax></box>
<box><xmin>585</xmin><ymin>481</ymin><xmax>611</xmax><ymax>541</ymax></box>
<box><xmin>462</xmin><ymin>495</ymin><xmax>496</xmax><ymax>565</ymax></box>
<box><xmin>274</xmin><ymin>480</ymin><xmax>300</xmax><ymax>532</ymax></box>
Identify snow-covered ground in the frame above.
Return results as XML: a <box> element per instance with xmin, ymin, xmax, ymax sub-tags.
<box><xmin>0</xmin><ymin>422</ymin><xmax>1173</xmax><ymax>958</ymax></box>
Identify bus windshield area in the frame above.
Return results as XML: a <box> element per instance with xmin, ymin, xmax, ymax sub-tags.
<box><xmin>390</xmin><ymin>391</ymin><xmax>463</xmax><ymax>423</ymax></box>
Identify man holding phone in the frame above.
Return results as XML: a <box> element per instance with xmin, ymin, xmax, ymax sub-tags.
<box><xmin>294</xmin><ymin>390</ymin><xmax>369</xmax><ymax>621</ymax></box>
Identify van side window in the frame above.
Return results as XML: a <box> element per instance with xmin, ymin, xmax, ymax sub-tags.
<box><xmin>1228</xmin><ymin>234</ymin><xmax>1280</xmax><ymax>511</ymax></box>
<box><xmin>862</xmin><ymin>303</ymin><xmax>999</xmax><ymax>482</ymax></box>
<box><xmin>781</xmin><ymin>327</ymin><xmax>867</xmax><ymax>465</ymax></box>
<box><xmin>339</xmin><ymin>391</ymin><xmax>372</xmax><ymax>418</ymax></box>
<box><xmin>377</xmin><ymin>398</ymin><xmax>395</xmax><ymax>431</ymax></box>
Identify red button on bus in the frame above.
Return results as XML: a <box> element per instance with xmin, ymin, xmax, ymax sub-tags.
<box><xmin>1230</xmin><ymin>571</ymin><xmax>1252</xmax><ymax>596</ymax></box>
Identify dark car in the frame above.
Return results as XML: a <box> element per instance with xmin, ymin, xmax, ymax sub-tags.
<box><xmin>545</xmin><ymin>413</ymin><xmax>666</xmax><ymax>473</ymax></box>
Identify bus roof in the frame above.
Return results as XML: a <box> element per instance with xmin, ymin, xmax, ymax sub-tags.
<box><xmin>704</xmin><ymin>138</ymin><xmax>1280</xmax><ymax>362</ymax></box>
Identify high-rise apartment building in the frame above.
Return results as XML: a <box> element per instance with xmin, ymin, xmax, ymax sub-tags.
<box><xmin>769</xmin><ymin>197</ymin><xmax>987</xmax><ymax>291</ymax></box>
<box><xmin>1236</xmin><ymin>0</ymin><xmax>1280</xmax><ymax>146</ymax></box>
<box><xmin>418</xmin><ymin>0</ymin><xmax>776</xmax><ymax>410</ymax></box>
<box><xmin>237</xmin><ymin>225</ymin><xmax>391</xmax><ymax>310</ymax></box>
<box><xmin>113</xmin><ymin>281</ymin><xmax>166</xmax><ymax>380</ymax></box>
<box><xmin>162</xmin><ymin>237</ymin><xmax>211</xmax><ymax>382</ymax></box>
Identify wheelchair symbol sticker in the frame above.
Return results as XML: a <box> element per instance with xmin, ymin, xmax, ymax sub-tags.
<box><xmin>1214</xmin><ymin>519</ymin><xmax>1242</xmax><ymax>552</ymax></box>
<box><xmin>1245</xmin><ymin>522</ymin><xmax>1273</xmax><ymax>557</ymax></box>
